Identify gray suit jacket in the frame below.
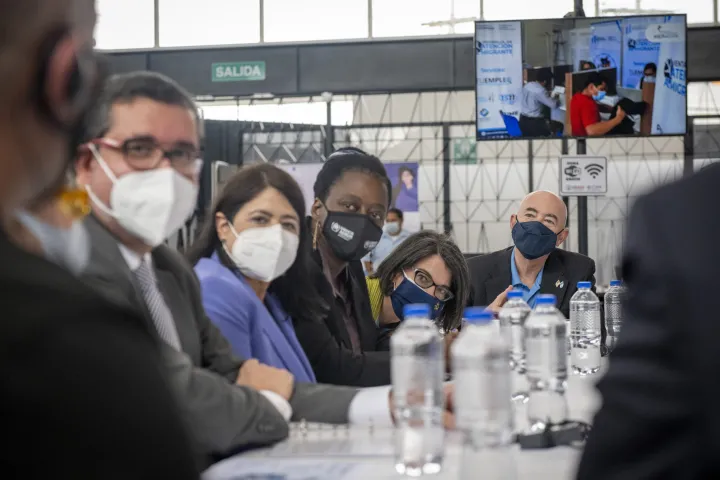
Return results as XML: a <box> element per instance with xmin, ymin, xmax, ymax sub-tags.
<box><xmin>82</xmin><ymin>216</ymin><xmax>360</xmax><ymax>458</ymax></box>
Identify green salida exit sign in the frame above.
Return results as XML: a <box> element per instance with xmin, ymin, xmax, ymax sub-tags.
<box><xmin>212</xmin><ymin>61</ymin><xmax>266</xmax><ymax>82</ymax></box>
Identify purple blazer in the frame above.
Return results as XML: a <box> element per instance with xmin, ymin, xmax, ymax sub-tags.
<box><xmin>194</xmin><ymin>254</ymin><xmax>316</xmax><ymax>383</ymax></box>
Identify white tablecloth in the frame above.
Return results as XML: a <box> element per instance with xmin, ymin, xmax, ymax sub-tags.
<box><xmin>204</xmin><ymin>369</ymin><xmax>603</xmax><ymax>480</ymax></box>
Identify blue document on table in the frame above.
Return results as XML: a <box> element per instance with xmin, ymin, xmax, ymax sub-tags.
<box><xmin>203</xmin><ymin>459</ymin><xmax>361</xmax><ymax>480</ymax></box>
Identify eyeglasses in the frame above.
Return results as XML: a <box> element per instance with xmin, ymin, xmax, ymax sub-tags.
<box><xmin>411</xmin><ymin>268</ymin><xmax>454</xmax><ymax>301</ymax></box>
<box><xmin>89</xmin><ymin>136</ymin><xmax>202</xmax><ymax>175</ymax></box>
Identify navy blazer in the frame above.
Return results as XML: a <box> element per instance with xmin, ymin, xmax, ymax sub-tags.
<box><xmin>194</xmin><ymin>254</ymin><xmax>316</xmax><ymax>383</ymax></box>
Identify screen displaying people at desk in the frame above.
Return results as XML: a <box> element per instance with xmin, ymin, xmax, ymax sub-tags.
<box><xmin>474</xmin><ymin>14</ymin><xmax>687</xmax><ymax>140</ymax></box>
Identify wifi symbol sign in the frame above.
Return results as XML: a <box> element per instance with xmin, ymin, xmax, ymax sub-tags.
<box><xmin>585</xmin><ymin>163</ymin><xmax>604</xmax><ymax>178</ymax></box>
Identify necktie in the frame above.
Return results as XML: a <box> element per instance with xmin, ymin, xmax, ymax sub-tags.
<box><xmin>133</xmin><ymin>259</ymin><xmax>182</xmax><ymax>350</ymax></box>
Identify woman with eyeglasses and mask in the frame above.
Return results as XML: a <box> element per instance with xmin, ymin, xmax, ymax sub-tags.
<box><xmin>365</xmin><ymin>230</ymin><xmax>469</xmax><ymax>334</ymax></box>
<box><xmin>188</xmin><ymin>164</ymin><xmax>321</xmax><ymax>383</ymax></box>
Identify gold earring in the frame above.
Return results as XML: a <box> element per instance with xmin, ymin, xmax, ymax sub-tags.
<box><xmin>312</xmin><ymin>220</ymin><xmax>320</xmax><ymax>251</ymax></box>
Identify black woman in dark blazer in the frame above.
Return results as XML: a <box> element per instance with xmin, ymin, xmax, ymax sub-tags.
<box><xmin>295</xmin><ymin>148</ymin><xmax>394</xmax><ymax>387</ymax></box>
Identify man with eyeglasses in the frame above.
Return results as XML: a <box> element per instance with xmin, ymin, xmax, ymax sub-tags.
<box><xmin>74</xmin><ymin>71</ymin><xmax>457</xmax><ymax>467</ymax></box>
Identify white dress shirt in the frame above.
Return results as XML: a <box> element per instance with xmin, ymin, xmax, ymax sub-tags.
<box><xmin>348</xmin><ymin>386</ymin><xmax>394</xmax><ymax>427</ymax></box>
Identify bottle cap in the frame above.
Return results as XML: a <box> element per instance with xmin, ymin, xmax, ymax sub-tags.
<box><xmin>577</xmin><ymin>281</ymin><xmax>592</xmax><ymax>289</ymax></box>
<box><xmin>610</xmin><ymin>280</ymin><xmax>622</xmax><ymax>287</ymax></box>
<box><xmin>507</xmin><ymin>290</ymin><xmax>523</xmax><ymax>299</ymax></box>
<box><xmin>462</xmin><ymin>307</ymin><xmax>494</xmax><ymax>324</ymax></box>
<box><xmin>403</xmin><ymin>303</ymin><xmax>430</xmax><ymax>318</ymax></box>
<box><xmin>536</xmin><ymin>294</ymin><xmax>556</xmax><ymax>305</ymax></box>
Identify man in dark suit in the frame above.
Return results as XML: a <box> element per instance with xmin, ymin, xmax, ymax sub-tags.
<box><xmin>577</xmin><ymin>164</ymin><xmax>720</xmax><ymax>479</ymax></box>
<box><xmin>0</xmin><ymin>1</ymin><xmax>199</xmax><ymax>478</ymax></box>
<box><xmin>74</xmin><ymin>71</ymin><xmax>456</xmax><ymax>464</ymax></box>
<box><xmin>467</xmin><ymin>191</ymin><xmax>599</xmax><ymax>323</ymax></box>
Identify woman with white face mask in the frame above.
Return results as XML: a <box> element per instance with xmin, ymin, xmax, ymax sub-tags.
<box><xmin>188</xmin><ymin>164</ymin><xmax>321</xmax><ymax>383</ymax></box>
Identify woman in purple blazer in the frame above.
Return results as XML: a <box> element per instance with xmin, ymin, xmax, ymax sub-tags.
<box><xmin>187</xmin><ymin>164</ymin><xmax>325</xmax><ymax>383</ymax></box>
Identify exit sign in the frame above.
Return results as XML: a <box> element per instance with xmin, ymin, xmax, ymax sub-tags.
<box><xmin>211</xmin><ymin>61</ymin><xmax>266</xmax><ymax>82</ymax></box>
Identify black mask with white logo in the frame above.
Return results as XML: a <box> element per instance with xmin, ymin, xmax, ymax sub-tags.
<box><xmin>322</xmin><ymin>210</ymin><xmax>382</xmax><ymax>262</ymax></box>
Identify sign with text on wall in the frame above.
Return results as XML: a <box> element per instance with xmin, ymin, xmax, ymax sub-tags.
<box><xmin>475</xmin><ymin>20</ymin><xmax>523</xmax><ymax>139</ymax></box>
<box><xmin>559</xmin><ymin>155</ymin><xmax>607</xmax><ymax>196</ymax></box>
<box><xmin>212</xmin><ymin>61</ymin><xmax>266</xmax><ymax>82</ymax></box>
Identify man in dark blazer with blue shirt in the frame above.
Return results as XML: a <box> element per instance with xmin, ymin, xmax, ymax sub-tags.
<box><xmin>467</xmin><ymin>191</ymin><xmax>604</xmax><ymax>342</ymax></box>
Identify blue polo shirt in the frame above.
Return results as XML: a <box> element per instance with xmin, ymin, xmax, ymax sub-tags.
<box><xmin>510</xmin><ymin>248</ymin><xmax>544</xmax><ymax>308</ymax></box>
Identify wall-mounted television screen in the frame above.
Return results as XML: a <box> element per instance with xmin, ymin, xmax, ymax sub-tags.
<box><xmin>474</xmin><ymin>14</ymin><xmax>687</xmax><ymax>140</ymax></box>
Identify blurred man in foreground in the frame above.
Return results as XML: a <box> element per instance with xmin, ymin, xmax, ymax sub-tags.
<box><xmin>577</xmin><ymin>164</ymin><xmax>720</xmax><ymax>479</ymax></box>
<box><xmin>0</xmin><ymin>1</ymin><xmax>199</xmax><ymax>478</ymax></box>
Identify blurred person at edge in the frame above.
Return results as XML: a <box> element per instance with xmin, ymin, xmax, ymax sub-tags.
<box><xmin>0</xmin><ymin>1</ymin><xmax>200</xmax><ymax>478</ymax></box>
<box><xmin>73</xmin><ymin>72</ymin><xmax>458</xmax><ymax>465</ymax></box>
<box><xmin>362</xmin><ymin>207</ymin><xmax>410</xmax><ymax>276</ymax></box>
<box><xmin>577</xmin><ymin>165</ymin><xmax>720</xmax><ymax>479</ymax></box>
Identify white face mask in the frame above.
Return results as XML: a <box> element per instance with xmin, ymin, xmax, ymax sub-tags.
<box><xmin>643</xmin><ymin>75</ymin><xmax>656</xmax><ymax>84</ymax></box>
<box><xmin>225</xmin><ymin>223</ymin><xmax>299</xmax><ymax>283</ymax></box>
<box><xmin>384</xmin><ymin>221</ymin><xmax>401</xmax><ymax>236</ymax></box>
<box><xmin>85</xmin><ymin>145</ymin><xmax>198</xmax><ymax>247</ymax></box>
<box><xmin>15</xmin><ymin>211</ymin><xmax>90</xmax><ymax>276</ymax></box>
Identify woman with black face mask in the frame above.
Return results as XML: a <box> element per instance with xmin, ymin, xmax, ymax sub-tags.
<box><xmin>294</xmin><ymin>147</ymin><xmax>395</xmax><ymax>387</ymax></box>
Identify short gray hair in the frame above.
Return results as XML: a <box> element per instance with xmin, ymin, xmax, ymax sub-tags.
<box><xmin>373</xmin><ymin>230</ymin><xmax>470</xmax><ymax>331</ymax></box>
<box><xmin>81</xmin><ymin>71</ymin><xmax>203</xmax><ymax>143</ymax></box>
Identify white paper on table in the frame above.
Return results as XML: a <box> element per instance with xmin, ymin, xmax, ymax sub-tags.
<box><xmin>203</xmin><ymin>459</ymin><xmax>362</xmax><ymax>480</ymax></box>
<box><xmin>263</xmin><ymin>437</ymin><xmax>394</xmax><ymax>458</ymax></box>
<box><xmin>247</xmin><ymin>424</ymin><xmax>394</xmax><ymax>458</ymax></box>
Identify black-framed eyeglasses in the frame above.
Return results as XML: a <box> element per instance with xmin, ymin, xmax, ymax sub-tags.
<box><xmin>411</xmin><ymin>268</ymin><xmax>454</xmax><ymax>302</ymax></box>
<box><xmin>89</xmin><ymin>136</ymin><xmax>202</xmax><ymax>175</ymax></box>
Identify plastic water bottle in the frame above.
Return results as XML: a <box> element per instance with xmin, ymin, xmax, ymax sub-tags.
<box><xmin>391</xmin><ymin>303</ymin><xmax>445</xmax><ymax>476</ymax></box>
<box><xmin>498</xmin><ymin>290</ymin><xmax>532</xmax><ymax>403</ymax></box>
<box><xmin>524</xmin><ymin>294</ymin><xmax>568</xmax><ymax>431</ymax></box>
<box><xmin>570</xmin><ymin>281</ymin><xmax>602</xmax><ymax>375</ymax></box>
<box><xmin>498</xmin><ymin>290</ymin><xmax>531</xmax><ymax>373</ymax></box>
<box><xmin>604</xmin><ymin>280</ymin><xmax>624</xmax><ymax>352</ymax></box>
<box><xmin>454</xmin><ymin>308</ymin><xmax>515</xmax><ymax>480</ymax></box>
<box><xmin>565</xmin><ymin>319</ymin><xmax>572</xmax><ymax>356</ymax></box>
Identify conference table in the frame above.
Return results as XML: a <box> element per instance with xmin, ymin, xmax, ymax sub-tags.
<box><xmin>204</xmin><ymin>365</ymin><xmax>604</xmax><ymax>480</ymax></box>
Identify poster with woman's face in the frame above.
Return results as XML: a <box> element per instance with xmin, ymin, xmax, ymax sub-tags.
<box><xmin>384</xmin><ymin>162</ymin><xmax>419</xmax><ymax>213</ymax></box>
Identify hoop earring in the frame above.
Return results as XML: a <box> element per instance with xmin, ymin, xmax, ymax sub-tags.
<box><xmin>312</xmin><ymin>220</ymin><xmax>320</xmax><ymax>251</ymax></box>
